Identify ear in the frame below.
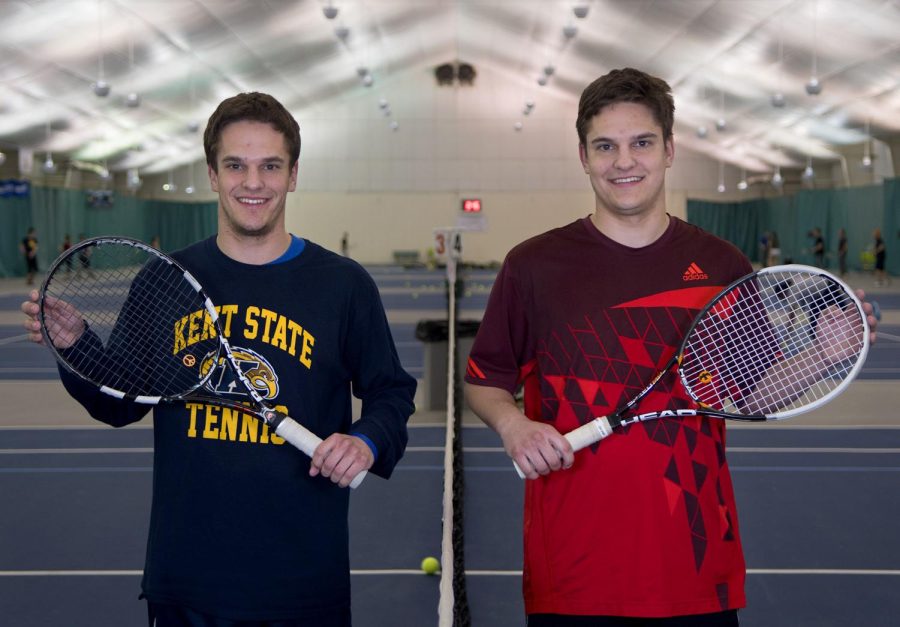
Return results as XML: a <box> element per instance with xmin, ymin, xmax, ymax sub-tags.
<box><xmin>665</xmin><ymin>136</ymin><xmax>675</xmax><ymax>168</ymax></box>
<box><xmin>208</xmin><ymin>164</ymin><xmax>219</xmax><ymax>192</ymax></box>
<box><xmin>578</xmin><ymin>143</ymin><xmax>589</xmax><ymax>173</ymax></box>
<box><xmin>289</xmin><ymin>161</ymin><xmax>298</xmax><ymax>192</ymax></box>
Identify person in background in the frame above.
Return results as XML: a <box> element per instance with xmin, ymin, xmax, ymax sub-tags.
<box><xmin>767</xmin><ymin>230</ymin><xmax>781</xmax><ymax>266</ymax></box>
<box><xmin>873</xmin><ymin>227</ymin><xmax>888</xmax><ymax>286</ymax></box>
<box><xmin>811</xmin><ymin>227</ymin><xmax>825</xmax><ymax>268</ymax></box>
<box><xmin>20</xmin><ymin>227</ymin><xmax>39</xmax><ymax>285</ymax></box>
<box><xmin>837</xmin><ymin>228</ymin><xmax>848</xmax><ymax>276</ymax></box>
<box><xmin>60</xmin><ymin>233</ymin><xmax>73</xmax><ymax>273</ymax></box>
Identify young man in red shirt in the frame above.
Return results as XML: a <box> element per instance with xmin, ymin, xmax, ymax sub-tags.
<box><xmin>465</xmin><ymin>68</ymin><xmax>875</xmax><ymax>626</ymax></box>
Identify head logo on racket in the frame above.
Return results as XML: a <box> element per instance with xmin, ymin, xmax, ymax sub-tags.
<box><xmin>182</xmin><ymin>354</ymin><xmax>197</xmax><ymax>368</ymax></box>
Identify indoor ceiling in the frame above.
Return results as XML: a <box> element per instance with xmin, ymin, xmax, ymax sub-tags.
<box><xmin>0</xmin><ymin>0</ymin><xmax>898</xmax><ymax>182</ymax></box>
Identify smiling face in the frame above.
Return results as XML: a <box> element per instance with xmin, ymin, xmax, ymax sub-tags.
<box><xmin>578</xmin><ymin>101</ymin><xmax>674</xmax><ymax>221</ymax></box>
<box><xmin>208</xmin><ymin>120</ymin><xmax>298</xmax><ymax>241</ymax></box>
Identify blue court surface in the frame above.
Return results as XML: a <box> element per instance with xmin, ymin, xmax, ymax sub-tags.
<box><xmin>1</xmin><ymin>268</ymin><xmax>898</xmax><ymax>626</ymax></box>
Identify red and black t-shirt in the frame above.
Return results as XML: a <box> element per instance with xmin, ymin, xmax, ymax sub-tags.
<box><xmin>465</xmin><ymin>216</ymin><xmax>752</xmax><ymax>617</ymax></box>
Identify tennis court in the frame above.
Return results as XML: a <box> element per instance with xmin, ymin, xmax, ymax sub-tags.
<box><xmin>1</xmin><ymin>268</ymin><xmax>899</xmax><ymax>626</ymax></box>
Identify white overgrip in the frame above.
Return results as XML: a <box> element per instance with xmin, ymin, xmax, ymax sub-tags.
<box><xmin>513</xmin><ymin>416</ymin><xmax>615</xmax><ymax>479</ymax></box>
<box><xmin>275</xmin><ymin>417</ymin><xmax>367</xmax><ymax>489</ymax></box>
<box><xmin>566</xmin><ymin>416</ymin><xmax>614</xmax><ymax>452</ymax></box>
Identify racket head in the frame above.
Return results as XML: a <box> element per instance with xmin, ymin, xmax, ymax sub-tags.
<box><xmin>39</xmin><ymin>236</ymin><xmax>223</xmax><ymax>403</ymax></box>
<box><xmin>677</xmin><ymin>264</ymin><xmax>869</xmax><ymax>420</ymax></box>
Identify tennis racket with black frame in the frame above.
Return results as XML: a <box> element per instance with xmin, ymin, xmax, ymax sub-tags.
<box><xmin>39</xmin><ymin>236</ymin><xmax>366</xmax><ymax>488</ymax></box>
<box><xmin>515</xmin><ymin>264</ymin><xmax>870</xmax><ymax>478</ymax></box>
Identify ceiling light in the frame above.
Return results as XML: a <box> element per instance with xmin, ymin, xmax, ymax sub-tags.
<box><xmin>715</xmin><ymin>90</ymin><xmax>727</xmax><ymax>132</ymax></box>
<box><xmin>806</xmin><ymin>1</ymin><xmax>822</xmax><ymax>96</ymax></box>
<box><xmin>771</xmin><ymin>92</ymin><xmax>786</xmax><ymax>108</ymax></box>
<box><xmin>771</xmin><ymin>167</ymin><xmax>783</xmax><ymax>188</ymax></box>
<box><xmin>362</xmin><ymin>75</ymin><xmax>374</xmax><ymax>87</ymax></box>
<box><xmin>573</xmin><ymin>5</ymin><xmax>589</xmax><ymax>19</ymax></box>
<box><xmin>125</xmin><ymin>92</ymin><xmax>141</xmax><ymax>108</ymax></box>
<box><xmin>717</xmin><ymin>160</ymin><xmax>726</xmax><ymax>193</ymax></box>
<box><xmin>543</xmin><ymin>65</ymin><xmax>555</xmax><ymax>76</ymax></box>
<box><xmin>861</xmin><ymin>119</ymin><xmax>874</xmax><ymax>170</ymax></box>
<box><xmin>93</xmin><ymin>80</ymin><xmax>111</xmax><ymax>97</ymax></box>
<box><xmin>805</xmin><ymin>77</ymin><xmax>822</xmax><ymax>95</ymax></box>
<box><xmin>696</xmin><ymin>126</ymin><xmax>708</xmax><ymax>139</ymax></box>
<box><xmin>42</xmin><ymin>154</ymin><xmax>56</xmax><ymax>175</ymax></box>
<box><xmin>514</xmin><ymin>121</ymin><xmax>523</xmax><ymax>131</ymax></box>
<box><xmin>335</xmin><ymin>25</ymin><xmax>350</xmax><ymax>41</ymax></box>
<box><xmin>802</xmin><ymin>157</ymin><xmax>815</xmax><ymax>186</ymax></box>
<box><xmin>537</xmin><ymin>76</ymin><xmax>548</xmax><ymax>86</ymax></box>
<box><xmin>187</xmin><ymin>120</ymin><xmax>200</xmax><ymax>133</ymax></box>
<box><xmin>93</xmin><ymin>0</ymin><xmax>110</xmax><ymax>98</ymax></box>
<box><xmin>322</xmin><ymin>4</ymin><xmax>338</xmax><ymax>19</ymax></box>
<box><xmin>737</xmin><ymin>168</ymin><xmax>748</xmax><ymax>190</ymax></box>
<box><xmin>562</xmin><ymin>24</ymin><xmax>578</xmax><ymax>39</ymax></box>
<box><xmin>378</xmin><ymin>98</ymin><xmax>389</xmax><ymax>109</ymax></box>
<box><xmin>389</xmin><ymin>121</ymin><xmax>399</xmax><ymax>131</ymax></box>
<box><xmin>126</xmin><ymin>168</ymin><xmax>141</xmax><ymax>190</ymax></box>
<box><xmin>0</xmin><ymin>152</ymin><xmax>6</xmax><ymax>167</ymax></box>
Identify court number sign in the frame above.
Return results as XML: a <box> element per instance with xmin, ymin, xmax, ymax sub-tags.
<box><xmin>434</xmin><ymin>229</ymin><xmax>462</xmax><ymax>260</ymax></box>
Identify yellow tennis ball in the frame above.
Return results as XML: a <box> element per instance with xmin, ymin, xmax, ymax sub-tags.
<box><xmin>420</xmin><ymin>556</ymin><xmax>440</xmax><ymax>575</ymax></box>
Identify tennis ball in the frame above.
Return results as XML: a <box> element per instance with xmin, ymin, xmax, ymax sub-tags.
<box><xmin>421</xmin><ymin>556</ymin><xmax>440</xmax><ymax>575</ymax></box>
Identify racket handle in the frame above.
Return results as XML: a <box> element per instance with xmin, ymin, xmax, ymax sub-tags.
<box><xmin>566</xmin><ymin>416</ymin><xmax>615</xmax><ymax>452</ymax></box>
<box><xmin>275</xmin><ymin>417</ymin><xmax>367</xmax><ymax>489</ymax></box>
<box><xmin>513</xmin><ymin>417</ymin><xmax>615</xmax><ymax>479</ymax></box>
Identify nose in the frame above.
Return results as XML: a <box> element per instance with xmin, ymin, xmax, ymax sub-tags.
<box><xmin>243</xmin><ymin>168</ymin><xmax>263</xmax><ymax>189</ymax></box>
<box><xmin>613</xmin><ymin>147</ymin><xmax>636</xmax><ymax>169</ymax></box>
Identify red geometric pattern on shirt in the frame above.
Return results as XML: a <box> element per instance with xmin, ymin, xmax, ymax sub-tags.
<box><xmin>536</xmin><ymin>299</ymin><xmax>734</xmax><ymax>573</ymax></box>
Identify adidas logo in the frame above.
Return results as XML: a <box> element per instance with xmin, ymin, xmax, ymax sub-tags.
<box><xmin>682</xmin><ymin>262</ymin><xmax>709</xmax><ymax>281</ymax></box>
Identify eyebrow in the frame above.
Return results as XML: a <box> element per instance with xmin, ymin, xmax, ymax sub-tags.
<box><xmin>589</xmin><ymin>131</ymin><xmax>659</xmax><ymax>145</ymax></box>
<box><xmin>220</xmin><ymin>155</ymin><xmax>287</xmax><ymax>165</ymax></box>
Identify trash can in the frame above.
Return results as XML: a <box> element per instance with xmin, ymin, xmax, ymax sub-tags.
<box><xmin>415</xmin><ymin>319</ymin><xmax>481</xmax><ymax>410</ymax></box>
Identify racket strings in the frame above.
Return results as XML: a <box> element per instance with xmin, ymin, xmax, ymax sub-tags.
<box><xmin>43</xmin><ymin>243</ymin><xmax>217</xmax><ymax>399</ymax></box>
<box><xmin>681</xmin><ymin>270</ymin><xmax>864</xmax><ymax>417</ymax></box>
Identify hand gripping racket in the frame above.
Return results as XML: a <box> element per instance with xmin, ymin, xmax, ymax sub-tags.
<box><xmin>40</xmin><ymin>236</ymin><xmax>366</xmax><ymax>488</ymax></box>
<box><xmin>515</xmin><ymin>264</ymin><xmax>869</xmax><ymax>478</ymax></box>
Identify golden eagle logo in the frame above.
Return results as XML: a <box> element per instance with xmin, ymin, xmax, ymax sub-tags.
<box><xmin>199</xmin><ymin>346</ymin><xmax>279</xmax><ymax>401</ymax></box>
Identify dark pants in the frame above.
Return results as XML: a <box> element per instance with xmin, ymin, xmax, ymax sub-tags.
<box><xmin>148</xmin><ymin>601</ymin><xmax>351</xmax><ymax>627</ymax></box>
<box><xmin>527</xmin><ymin>610</ymin><xmax>739</xmax><ymax>627</ymax></box>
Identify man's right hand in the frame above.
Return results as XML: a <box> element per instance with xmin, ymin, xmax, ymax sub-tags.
<box><xmin>21</xmin><ymin>290</ymin><xmax>85</xmax><ymax>348</ymax></box>
<box><xmin>464</xmin><ymin>383</ymin><xmax>574</xmax><ymax>480</ymax></box>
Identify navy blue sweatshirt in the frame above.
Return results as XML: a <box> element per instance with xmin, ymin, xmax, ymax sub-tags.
<box><xmin>58</xmin><ymin>236</ymin><xmax>416</xmax><ymax>621</ymax></box>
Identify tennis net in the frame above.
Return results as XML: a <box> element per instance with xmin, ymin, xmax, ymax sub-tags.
<box><xmin>438</xmin><ymin>255</ymin><xmax>471</xmax><ymax>627</ymax></box>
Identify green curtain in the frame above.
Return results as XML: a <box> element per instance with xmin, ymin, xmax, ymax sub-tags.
<box><xmin>683</xmin><ymin>198</ymin><xmax>767</xmax><ymax>263</ymax></box>
<box><xmin>0</xmin><ymin>195</ymin><xmax>33</xmax><ymax>277</ymax></box>
<box><xmin>0</xmin><ymin>186</ymin><xmax>217</xmax><ymax>278</ymax></box>
<box><xmin>687</xmin><ymin>180</ymin><xmax>894</xmax><ymax>274</ymax></box>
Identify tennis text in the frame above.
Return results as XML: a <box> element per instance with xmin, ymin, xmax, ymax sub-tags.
<box><xmin>184</xmin><ymin>401</ymin><xmax>287</xmax><ymax>445</ymax></box>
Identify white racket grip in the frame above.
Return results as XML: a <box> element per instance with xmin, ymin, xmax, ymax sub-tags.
<box><xmin>513</xmin><ymin>416</ymin><xmax>615</xmax><ymax>479</ymax></box>
<box><xmin>275</xmin><ymin>417</ymin><xmax>367</xmax><ymax>489</ymax></box>
<box><xmin>566</xmin><ymin>416</ymin><xmax>615</xmax><ymax>453</ymax></box>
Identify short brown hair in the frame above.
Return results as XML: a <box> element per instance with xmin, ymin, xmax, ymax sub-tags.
<box><xmin>203</xmin><ymin>92</ymin><xmax>301</xmax><ymax>171</ymax></box>
<box><xmin>576</xmin><ymin>68</ymin><xmax>674</xmax><ymax>146</ymax></box>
